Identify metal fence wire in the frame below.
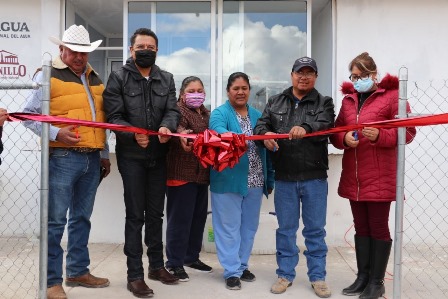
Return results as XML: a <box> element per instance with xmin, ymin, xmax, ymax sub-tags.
<box><xmin>402</xmin><ymin>79</ymin><xmax>448</xmax><ymax>299</ymax></box>
<box><xmin>0</xmin><ymin>78</ymin><xmax>41</xmax><ymax>299</ymax></box>
<box><xmin>1</xmin><ymin>70</ymin><xmax>448</xmax><ymax>298</ymax></box>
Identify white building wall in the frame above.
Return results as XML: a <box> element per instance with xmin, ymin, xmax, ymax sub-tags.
<box><xmin>3</xmin><ymin>0</ymin><xmax>447</xmax><ymax>246</ymax></box>
<box><xmin>334</xmin><ymin>0</ymin><xmax>448</xmax><ymax>245</ymax></box>
<box><xmin>50</xmin><ymin>0</ymin><xmax>355</xmax><ymax>247</ymax></box>
<box><xmin>0</xmin><ymin>0</ymin><xmax>61</xmax><ymax>236</ymax></box>
<box><xmin>89</xmin><ymin>154</ymin><xmax>354</xmax><ymax>246</ymax></box>
<box><xmin>335</xmin><ymin>0</ymin><xmax>448</xmax><ymax>91</ymax></box>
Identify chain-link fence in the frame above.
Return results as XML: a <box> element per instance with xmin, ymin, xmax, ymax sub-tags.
<box><xmin>0</xmin><ymin>78</ymin><xmax>41</xmax><ymax>298</ymax></box>
<box><xmin>402</xmin><ymin>78</ymin><xmax>448</xmax><ymax>298</ymax></box>
<box><xmin>2</xmin><ymin>66</ymin><xmax>448</xmax><ymax>298</ymax></box>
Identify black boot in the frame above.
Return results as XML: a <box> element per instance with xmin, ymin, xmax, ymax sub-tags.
<box><xmin>342</xmin><ymin>235</ymin><xmax>370</xmax><ymax>296</ymax></box>
<box><xmin>359</xmin><ymin>239</ymin><xmax>392</xmax><ymax>299</ymax></box>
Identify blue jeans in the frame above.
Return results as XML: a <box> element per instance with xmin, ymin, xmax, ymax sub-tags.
<box><xmin>211</xmin><ymin>187</ymin><xmax>263</xmax><ymax>279</ymax></box>
<box><xmin>274</xmin><ymin>179</ymin><xmax>328</xmax><ymax>282</ymax></box>
<box><xmin>47</xmin><ymin>149</ymin><xmax>100</xmax><ymax>287</ymax></box>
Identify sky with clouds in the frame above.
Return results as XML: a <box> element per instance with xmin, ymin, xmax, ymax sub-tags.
<box><xmin>155</xmin><ymin>14</ymin><xmax>306</xmax><ymax>101</ymax></box>
<box><xmin>127</xmin><ymin>4</ymin><xmax>307</xmax><ymax>104</ymax></box>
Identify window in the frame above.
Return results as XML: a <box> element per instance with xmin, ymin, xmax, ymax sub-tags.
<box><xmin>221</xmin><ymin>1</ymin><xmax>307</xmax><ymax>110</ymax></box>
<box><xmin>128</xmin><ymin>1</ymin><xmax>213</xmax><ymax>108</ymax></box>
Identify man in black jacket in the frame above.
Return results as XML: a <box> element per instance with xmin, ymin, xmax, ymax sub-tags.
<box><xmin>254</xmin><ymin>57</ymin><xmax>335</xmax><ymax>298</ymax></box>
<box><xmin>103</xmin><ymin>28</ymin><xmax>180</xmax><ymax>298</ymax></box>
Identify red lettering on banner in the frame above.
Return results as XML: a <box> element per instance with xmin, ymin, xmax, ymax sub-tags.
<box><xmin>0</xmin><ymin>49</ymin><xmax>27</xmax><ymax>78</ymax></box>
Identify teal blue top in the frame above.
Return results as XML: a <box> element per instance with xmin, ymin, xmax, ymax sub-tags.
<box><xmin>209</xmin><ymin>100</ymin><xmax>275</xmax><ymax>197</ymax></box>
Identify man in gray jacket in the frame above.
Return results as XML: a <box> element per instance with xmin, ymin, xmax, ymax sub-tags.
<box><xmin>254</xmin><ymin>57</ymin><xmax>334</xmax><ymax>298</ymax></box>
<box><xmin>103</xmin><ymin>28</ymin><xmax>180</xmax><ymax>298</ymax></box>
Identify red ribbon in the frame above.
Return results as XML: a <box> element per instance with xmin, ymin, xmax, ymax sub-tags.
<box><xmin>7</xmin><ymin>112</ymin><xmax>448</xmax><ymax>171</ymax></box>
<box><xmin>246</xmin><ymin>113</ymin><xmax>448</xmax><ymax>140</ymax></box>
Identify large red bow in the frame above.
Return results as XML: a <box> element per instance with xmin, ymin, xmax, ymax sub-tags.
<box><xmin>193</xmin><ymin>129</ymin><xmax>247</xmax><ymax>172</ymax></box>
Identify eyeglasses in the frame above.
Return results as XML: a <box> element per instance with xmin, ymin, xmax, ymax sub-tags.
<box><xmin>349</xmin><ymin>73</ymin><xmax>370</xmax><ymax>82</ymax></box>
<box><xmin>293</xmin><ymin>71</ymin><xmax>316</xmax><ymax>79</ymax></box>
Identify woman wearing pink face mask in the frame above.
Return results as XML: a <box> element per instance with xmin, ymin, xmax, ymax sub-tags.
<box><xmin>165</xmin><ymin>76</ymin><xmax>212</xmax><ymax>282</ymax></box>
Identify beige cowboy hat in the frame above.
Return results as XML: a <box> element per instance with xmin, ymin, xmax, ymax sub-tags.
<box><xmin>49</xmin><ymin>24</ymin><xmax>102</xmax><ymax>53</ymax></box>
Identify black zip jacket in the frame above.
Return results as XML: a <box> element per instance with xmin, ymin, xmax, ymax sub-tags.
<box><xmin>103</xmin><ymin>58</ymin><xmax>180</xmax><ymax>160</ymax></box>
<box><xmin>254</xmin><ymin>87</ymin><xmax>335</xmax><ymax>181</ymax></box>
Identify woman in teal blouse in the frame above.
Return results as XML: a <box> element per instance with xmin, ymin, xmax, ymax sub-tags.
<box><xmin>209</xmin><ymin>72</ymin><xmax>274</xmax><ymax>290</ymax></box>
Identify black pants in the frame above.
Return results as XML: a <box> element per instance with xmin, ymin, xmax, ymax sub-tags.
<box><xmin>165</xmin><ymin>182</ymin><xmax>209</xmax><ymax>268</ymax></box>
<box><xmin>117</xmin><ymin>155</ymin><xmax>166</xmax><ymax>280</ymax></box>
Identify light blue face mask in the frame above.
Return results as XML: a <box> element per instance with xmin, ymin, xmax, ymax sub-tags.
<box><xmin>354</xmin><ymin>77</ymin><xmax>374</xmax><ymax>93</ymax></box>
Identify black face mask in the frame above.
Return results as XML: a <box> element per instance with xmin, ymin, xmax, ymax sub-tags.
<box><xmin>134</xmin><ymin>49</ymin><xmax>156</xmax><ymax>68</ymax></box>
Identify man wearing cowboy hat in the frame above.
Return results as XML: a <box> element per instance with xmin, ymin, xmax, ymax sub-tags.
<box><xmin>23</xmin><ymin>24</ymin><xmax>111</xmax><ymax>299</ymax></box>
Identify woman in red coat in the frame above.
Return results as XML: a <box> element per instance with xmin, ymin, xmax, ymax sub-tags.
<box><xmin>330</xmin><ymin>52</ymin><xmax>416</xmax><ymax>299</ymax></box>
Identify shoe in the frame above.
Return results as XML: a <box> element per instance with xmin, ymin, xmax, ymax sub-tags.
<box><xmin>240</xmin><ymin>269</ymin><xmax>256</xmax><ymax>282</ymax></box>
<box><xmin>148</xmin><ymin>267</ymin><xmax>179</xmax><ymax>285</ymax></box>
<box><xmin>127</xmin><ymin>279</ymin><xmax>154</xmax><ymax>298</ymax></box>
<box><xmin>185</xmin><ymin>259</ymin><xmax>213</xmax><ymax>272</ymax></box>
<box><xmin>311</xmin><ymin>281</ymin><xmax>331</xmax><ymax>298</ymax></box>
<box><xmin>168</xmin><ymin>266</ymin><xmax>190</xmax><ymax>282</ymax></box>
<box><xmin>47</xmin><ymin>284</ymin><xmax>67</xmax><ymax>299</ymax></box>
<box><xmin>270</xmin><ymin>277</ymin><xmax>292</xmax><ymax>294</ymax></box>
<box><xmin>225</xmin><ymin>277</ymin><xmax>241</xmax><ymax>290</ymax></box>
<box><xmin>65</xmin><ymin>272</ymin><xmax>110</xmax><ymax>288</ymax></box>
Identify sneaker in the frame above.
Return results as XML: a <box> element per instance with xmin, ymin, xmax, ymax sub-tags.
<box><xmin>168</xmin><ymin>266</ymin><xmax>189</xmax><ymax>282</ymax></box>
<box><xmin>225</xmin><ymin>277</ymin><xmax>241</xmax><ymax>290</ymax></box>
<box><xmin>185</xmin><ymin>259</ymin><xmax>213</xmax><ymax>272</ymax></box>
<box><xmin>240</xmin><ymin>269</ymin><xmax>256</xmax><ymax>282</ymax></box>
<box><xmin>271</xmin><ymin>277</ymin><xmax>292</xmax><ymax>294</ymax></box>
<box><xmin>311</xmin><ymin>280</ymin><xmax>331</xmax><ymax>298</ymax></box>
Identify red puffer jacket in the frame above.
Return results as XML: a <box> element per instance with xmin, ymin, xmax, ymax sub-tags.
<box><xmin>330</xmin><ymin>74</ymin><xmax>416</xmax><ymax>202</ymax></box>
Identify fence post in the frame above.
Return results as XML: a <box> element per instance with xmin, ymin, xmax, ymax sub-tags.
<box><xmin>38</xmin><ymin>59</ymin><xmax>51</xmax><ymax>299</ymax></box>
<box><xmin>393</xmin><ymin>67</ymin><xmax>408</xmax><ymax>299</ymax></box>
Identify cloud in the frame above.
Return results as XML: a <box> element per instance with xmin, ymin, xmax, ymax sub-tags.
<box><xmin>158</xmin><ymin>47</ymin><xmax>210</xmax><ymax>76</ymax></box>
<box><xmin>158</xmin><ymin>14</ymin><xmax>210</xmax><ymax>34</ymax></box>
<box><xmin>229</xmin><ymin>20</ymin><xmax>306</xmax><ymax>83</ymax></box>
<box><xmin>157</xmin><ymin>17</ymin><xmax>307</xmax><ymax>95</ymax></box>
